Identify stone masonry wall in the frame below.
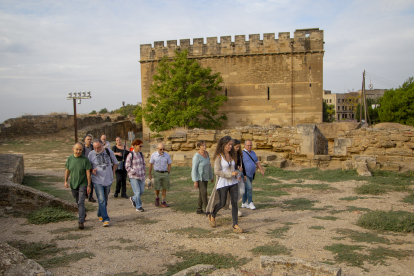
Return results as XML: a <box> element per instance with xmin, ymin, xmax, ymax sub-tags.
<box><xmin>140</xmin><ymin>28</ymin><xmax>324</xmax><ymax>141</ymax></box>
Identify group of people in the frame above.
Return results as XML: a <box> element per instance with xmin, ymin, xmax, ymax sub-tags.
<box><xmin>65</xmin><ymin>133</ymin><xmax>264</xmax><ymax>232</ymax></box>
<box><xmin>191</xmin><ymin>136</ymin><xmax>264</xmax><ymax>233</ymax></box>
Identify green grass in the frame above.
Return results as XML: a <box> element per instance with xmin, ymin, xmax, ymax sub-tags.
<box><xmin>335</xmin><ymin>229</ymin><xmax>391</xmax><ymax>244</ymax></box>
<box><xmin>27</xmin><ymin>207</ymin><xmax>77</xmax><ymax>224</ymax></box>
<box><xmin>339</xmin><ymin>196</ymin><xmax>365</xmax><ymax>201</ymax></box>
<box><xmin>355</xmin><ymin>184</ymin><xmax>387</xmax><ymax>195</ymax></box>
<box><xmin>281</xmin><ymin>198</ymin><xmax>320</xmax><ymax>211</ymax></box>
<box><xmin>313</xmin><ymin>216</ymin><xmax>339</xmax><ymax>221</ymax></box>
<box><xmin>266</xmin><ymin>226</ymin><xmax>290</xmax><ymax>239</ymax></box>
<box><xmin>250</xmin><ymin>242</ymin><xmax>291</xmax><ymax>256</ymax></box>
<box><xmin>161</xmin><ymin>249</ymin><xmax>251</xmax><ymax>276</ymax></box>
<box><xmin>402</xmin><ymin>193</ymin><xmax>414</xmax><ymax>204</ymax></box>
<box><xmin>309</xmin><ymin>226</ymin><xmax>325</xmax><ymax>230</ymax></box>
<box><xmin>357</xmin><ymin>210</ymin><xmax>414</xmax><ymax>232</ymax></box>
<box><xmin>169</xmin><ymin>227</ymin><xmax>213</xmax><ymax>238</ymax></box>
<box><xmin>7</xmin><ymin>240</ymin><xmax>63</xmax><ymax>260</ymax></box>
<box><xmin>324</xmin><ymin>243</ymin><xmax>413</xmax><ymax>270</ymax></box>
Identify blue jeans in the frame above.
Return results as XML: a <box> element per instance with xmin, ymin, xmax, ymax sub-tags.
<box><xmin>130</xmin><ymin>178</ymin><xmax>145</xmax><ymax>209</ymax></box>
<box><xmin>93</xmin><ymin>182</ymin><xmax>111</xmax><ymax>222</ymax></box>
<box><xmin>242</xmin><ymin>175</ymin><xmax>253</xmax><ymax>204</ymax></box>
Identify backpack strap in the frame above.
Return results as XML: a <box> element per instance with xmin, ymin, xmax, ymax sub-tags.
<box><xmin>105</xmin><ymin>148</ymin><xmax>117</xmax><ymax>165</ymax></box>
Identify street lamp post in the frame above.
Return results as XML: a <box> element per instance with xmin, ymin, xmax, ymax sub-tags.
<box><xmin>67</xmin><ymin>91</ymin><xmax>92</xmax><ymax>142</ymax></box>
<box><xmin>122</xmin><ymin>101</ymin><xmax>125</xmax><ymax>118</ymax></box>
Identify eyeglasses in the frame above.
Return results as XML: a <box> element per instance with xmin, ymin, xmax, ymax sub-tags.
<box><xmin>245</xmin><ymin>144</ymin><xmax>252</xmax><ymax>146</ymax></box>
<box><xmin>139</xmin><ymin>145</ymin><xmax>143</xmax><ymax>147</ymax></box>
<box><xmin>158</xmin><ymin>148</ymin><xmax>165</xmax><ymax>151</ymax></box>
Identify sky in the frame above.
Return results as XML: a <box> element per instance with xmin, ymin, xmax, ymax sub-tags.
<box><xmin>1</xmin><ymin>0</ymin><xmax>413</xmax><ymax>123</ymax></box>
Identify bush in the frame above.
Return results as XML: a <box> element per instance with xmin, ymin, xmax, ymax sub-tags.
<box><xmin>99</xmin><ymin>108</ymin><xmax>108</xmax><ymax>114</ymax></box>
<box><xmin>357</xmin><ymin>210</ymin><xmax>414</xmax><ymax>232</ymax></box>
<box><xmin>27</xmin><ymin>207</ymin><xmax>77</xmax><ymax>224</ymax></box>
<box><xmin>89</xmin><ymin>110</ymin><xmax>97</xmax><ymax>114</ymax></box>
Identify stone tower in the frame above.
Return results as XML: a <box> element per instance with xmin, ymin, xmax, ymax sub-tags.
<box><xmin>140</xmin><ymin>28</ymin><xmax>324</xmax><ymax>138</ymax></box>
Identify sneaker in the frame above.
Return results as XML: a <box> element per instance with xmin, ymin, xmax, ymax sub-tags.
<box><xmin>155</xmin><ymin>197</ymin><xmax>160</xmax><ymax>206</ymax></box>
<box><xmin>249</xmin><ymin>202</ymin><xmax>256</xmax><ymax>210</ymax></box>
<box><xmin>238</xmin><ymin>210</ymin><xmax>243</xmax><ymax>217</ymax></box>
<box><xmin>99</xmin><ymin>216</ymin><xmax>103</xmax><ymax>221</ymax></box>
<box><xmin>78</xmin><ymin>222</ymin><xmax>85</xmax><ymax>229</ymax></box>
<box><xmin>137</xmin><ymin>207</ymin><xmax>144</xmax><ymax>212</ymax></box>
<box><xmin>121</xmin><ymin>195</ymin><xmax>129</xmax><ymax>199</ymax></box>
<box><xmin>161</xmin><ymin>201</ymin><xmax>169</xmax><ymax>208</ymax></box>
<box><xmin>114</xmin><ymin>193</ymin><xmax>118</xmax><ymax>198</ymax></box>
<box><xmin>88</xmin><ymin>197</ymin><xmax>97</xmax><ymax>202</ymax></box>
<box><xmin>130</xmin><ymin>197</ymin><xmax>136</xmax><ymax>207</ymax></box>
<box><xmin>103</xmin><ymin>221</ymin><xmax>109</xmax><ymax>227</ymax></box>
<box><xmin>241</xmin><ymin>202</ymin><xmax>248</xmax><ymax>208</ymax></box>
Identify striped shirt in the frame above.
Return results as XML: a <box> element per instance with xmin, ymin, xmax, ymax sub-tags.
<box><xmin>125</xmin><ymin>151</ymin><xmax>146</xmax><ymax>181</ymax></box>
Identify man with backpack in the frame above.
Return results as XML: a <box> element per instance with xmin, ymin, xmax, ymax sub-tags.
<box><xmin>82</xmin><ymin>134</ymin><xmax>96</xmax><ymax>202</ymax></box>
<box><xmin>88</xmin><ymin>139</ymin><xmax>118</xmax><ymax>227</ymax></box>
<box><xmin>241</xmin><ymin>139</ymin><xmax>265</xmax><ymax>210</ymax></box>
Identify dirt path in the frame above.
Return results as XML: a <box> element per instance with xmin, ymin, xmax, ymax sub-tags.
<box><xmin>1</xmin><ymin>147</ymin><xmax>414</xmax><ymax>275</ymax></box>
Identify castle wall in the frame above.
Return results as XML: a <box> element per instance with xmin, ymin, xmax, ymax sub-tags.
<box><xmin>140</xmin><ymin>29</ymin><xmax>324</xmax><ymax>139</ymax></box>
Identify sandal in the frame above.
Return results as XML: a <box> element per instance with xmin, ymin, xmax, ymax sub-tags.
<box><xmin>233</xmin><ymin>225</ymin><xmax>244</xmax><ymax>233</ymax></box>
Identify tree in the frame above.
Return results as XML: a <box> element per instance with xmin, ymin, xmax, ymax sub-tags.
<box><xmin>89</xmin><ymin>110</ymin><xmax>97</xmax><ymax>114</ymax></box>
<box><xmin>134</xmin><ymin>105</ymin><xmax>143</xmax><ymax>124</ymax></box>
<box><xmin>323</xmin><ymin>102</ymin><xmax>335</xmax><ymax>122</ymax></box>
<box><xmin>99</xmin><ymin>108</ymin><xmax>108</xmax><ymax>114</ymax></box>
<box><xmin>377</xmin><ymin>77</ymin><xmax>414</xmax><ymax>126</ymax></box>
<box><xmin>356</xmin><ymin>98</ymin><xmax>380</xmax><ymax>124</ymax></box>
<box><xmin>142</xmin><ymin>50</ymin><xmax>228</xmax><ymax>132</ymax></box>
<box><xmin>111</xmin><ymin>104</ymin><xmax>138</xmax><ymax>117</ymax></box>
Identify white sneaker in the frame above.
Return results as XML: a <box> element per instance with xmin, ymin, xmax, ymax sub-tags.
<box><xmin>249</xmin><ymin>202</ymin><xmax>256</xmax><ymax>210</ymax></box>
<box><xmin>241</xmin><ymin>202</ymin><xmax>248</xmax><ymax>208</ymax></box>
<box><xmin>238</xmin><ymin>210</ymin><xmax>243</xmax><ymax>217</ymax></box>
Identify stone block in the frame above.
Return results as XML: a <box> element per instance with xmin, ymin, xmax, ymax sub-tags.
<box><xmin>379</xmin><ymin>162</ymin><xmax>400</xmax><ymax>171</ymax></box>
<box><xmin>385</xmin><ymin>147</ymin><xmax>412</xmax><ymax>156</ymax></box>
<box><xmin>364</xmin><ymin>147</ymin><xmax>386</xmax><ymax>155</ymax></box>
<box><xmin>342</xmin><ymin>160</ymin><xmax>353</xmax><ymax>170</ymax></box>
<box><xmin>378</xmin><ymin>141</ymin><xmax>396</xmax><ymax>148</ymax></box>
<box><xmin>241</xmin><ymin>133</ymin><xmax>253</xmax><ymax>141</ymax></box>
<box><xmin>266</xmin><ymin>155</ymin><xmax>277</xmax><ymax>161</ymax></box>
<box><xmin>403</xmin><ymin>142</ymin><xmax>414</xmax><ymax>149</ymax></box>
<box><xmin>164</xmin><ymin>144</ymin><xmax>172</xmax><ymax>151</ymax></box>
<box><xmin>356</xmin><ymin>161</ymin><xmax>371</xmax><ymax>176</ymax></box>
<box><xmin>171</xmin><ymin>143</ymin><xmax>181</xmax><ymax>151</ymax></box>
<box><xmin>347</xmin><ymin>146</ymin><xmax>365</xmax><ymax>153</ymax></box>
<box><xmin>313</xmin><ymin>155</ymin><xmax>331</xmax><ymax>161</ymax></box>
<box><xmin>267</xmin><ymin>159</ymin><xmax>286</xmax><ymax>168</ymax></box>
<box><xmin>352</xmin><ymin>155</ymin><xmax>377</xmax><ymax>171</ymax></box>
<box><xmin>187</xmin><ymin>134</ymin><xmax>199</xmax><ymax>142</ymax></box>
<box><xmin>253</xmin><ymin>135</ymin><xmax>267</xmax><ymax>141</ymax></box>
<box><xmin>230</xmin><ymin>133</ymin><xmax>242</xmax><ymax>140</ymax></box>
<box><xmin>197</xmin><ymin>134</ymin><xmax>216</xmax><ymax>142</ymax></box>
<box><xmin>390</xmin><ymin>134</ymin><xmax>410</xmax><ymax>141</ymax></box>
<box><xmin>180</xmin><ymin>142</ymin><xmax>195</xmax><ymax>151</ymax></box>
<box><xmin>260</xmin><ymin>256</ymin><xmax>341</xmax><ymax>276</ymax></box>
<box><xmin>334</xmin><ymin>138</ymin><xmax>352</xmax><ymax>147</ymax></box>
<box><xmin>256</xmin><ymin>142</ymin><xmax>272</xmax><ymax>149</ymax></box>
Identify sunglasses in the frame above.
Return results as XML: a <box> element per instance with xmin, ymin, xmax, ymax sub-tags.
<box><xmin>158</xmin><ymin>148</ymin><xmax>165</xmax><ymax>151</ymax></box>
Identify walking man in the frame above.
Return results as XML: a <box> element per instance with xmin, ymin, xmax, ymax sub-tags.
<box><xmin>241</xmin><ymin>139</ymin><xmax>265</xmax><ymax>210</ymax></box>
<box><xmin>82</xmin><ymin>134</ymin><xmax>96</xmax><ymax>202</ymax></box>
<box><xmin>148</xmin><ymin>143</ymin><xmax>172</xmax><ymax>207</ymax></box>
<box><xmin>65</xmin><ymin>142</ymin><xmax>92</xmax><ymax>229</ymax></box>
<box><xmin>88</xmin><ymin>139</ymin><xmax>118</xmax><ymax>226</ymax></box>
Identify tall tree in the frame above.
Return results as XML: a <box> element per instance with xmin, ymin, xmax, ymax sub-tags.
<box><xmin>378</xmin><ymin>77</ymin><xmax>414</xmax><ymax>126</ymax></box>
<box><xmin>142</xmin><ymin>50</ymin><xmax>228</xmax><ymax>132</ymax></box>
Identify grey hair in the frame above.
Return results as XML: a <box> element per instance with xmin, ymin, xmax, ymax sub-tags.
<box><xmin>93</xmin><ymin>139</ymin><xmax>103</xmax><ymax>145</ymax></box>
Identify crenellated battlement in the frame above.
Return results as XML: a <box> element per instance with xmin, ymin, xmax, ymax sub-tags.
<box><xmin>140</xmin><ymin>28</ymin><xmax>323</xmax><ymax>62</ymax></box>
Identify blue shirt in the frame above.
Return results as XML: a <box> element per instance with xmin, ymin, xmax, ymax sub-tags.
<box><xmin>150</xmin><ymin>151</ymin><xmax>172</xmax><ymax>171</ymax></box>
<box><xmin>242</xmin><ymin>149</ymin><xmax>258</xmax><ymax>178</ymax></box>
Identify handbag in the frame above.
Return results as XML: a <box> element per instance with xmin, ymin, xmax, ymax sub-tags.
<box><xmin>116</xmin><ymin>145</ymin><xmax>127</xmax><ymax>171</ymax></box>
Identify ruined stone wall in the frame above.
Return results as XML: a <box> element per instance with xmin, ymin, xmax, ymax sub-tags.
<box><xmin>140</xmin><ymin>28</ymin><xmax>324</xmax><ymax>140</ymax></box>
<box><xmin>0</xmin><ymin>115</ymin><xmax>142</xmax><ymax>142</ymax></box>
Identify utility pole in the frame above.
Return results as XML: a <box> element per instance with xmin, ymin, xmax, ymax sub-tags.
<box><xmin>362</xmin><ymin>70</ymin><xmax>368</xmax><ymax>126</ymax></box>
<box><xmin>67</xmin><ymin>91</ymin><xmax>92</xmax><ymax>142</ymax></box>
<box><xmin>122</xmin><ymin>101</ymin><xmax>125</xmax><ymax>118</ymax></box>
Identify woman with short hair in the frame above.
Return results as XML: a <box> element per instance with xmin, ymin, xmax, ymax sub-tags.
<box><xmin>191</xmin><ymin>140</ymin><xmax>214</xmax><ymax>215</ymax></box>
<box><xmin>112</xmin><ymin>137</ymin><xmax>130</xmax><ymax>198</ymax></box>
<box><xmin>206</xmin><ymin>136</ymin><xmax>244</xmax><ymax>233</ymax></box>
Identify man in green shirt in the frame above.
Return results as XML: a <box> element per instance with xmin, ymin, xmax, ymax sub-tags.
<box><xmin>65</xmin><ymin>142</ymin><xmax>92</xmax><ymax>229</ymax></box>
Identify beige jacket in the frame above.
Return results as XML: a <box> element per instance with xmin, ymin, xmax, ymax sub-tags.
<box><xmin>206</xmin><ymin>155</ymin><xmax>233</xmax><ymax>213</ymax></box>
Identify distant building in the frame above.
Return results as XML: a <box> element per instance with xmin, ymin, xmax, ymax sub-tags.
<box><xmin>323</xmin><ymin>91</ymin><xmax>359</xmax><ymax>121</ymax></box>
<box><xmin>358</xmin><ymin>89</ymin><xmax>386</xmax><ymax>100</ymax></box>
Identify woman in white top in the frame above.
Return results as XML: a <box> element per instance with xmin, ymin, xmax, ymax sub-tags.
<box><xmin>206</xmin><ymin>136</ymin><xmax>244</xmax><ymax>233</ymax></box>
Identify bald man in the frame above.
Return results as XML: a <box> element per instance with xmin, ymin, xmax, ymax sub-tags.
<box><xmin>148</xmin><ymin>143</ymin><xmax>172</xmax><ymax>207</ymax></box>
<box><xmin>65</xmin><ymin>142</ymin><xmax>92</xmax><ymax>229</ymax></box>
<box><xmin>101</xmin><ymin>135</ymin><xmax>110</xmax><ymax>149</ymax></box>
